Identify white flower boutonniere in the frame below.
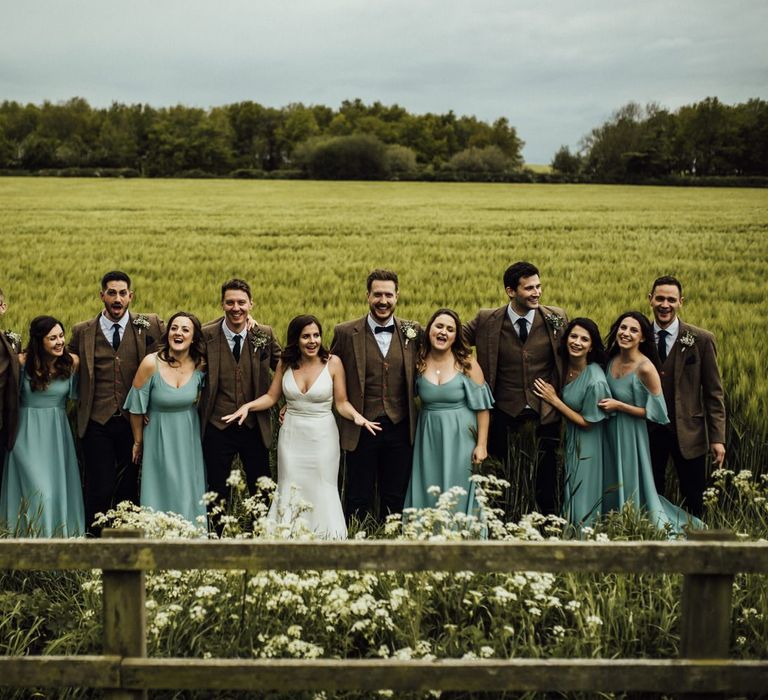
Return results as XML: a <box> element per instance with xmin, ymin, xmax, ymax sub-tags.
<box><xmin>249</xmin><ymin>328</ymin><xmax>270</xmax><ymax>354</ymax></box>
<box><xmin>545</xmin><ymin>313</ymin><xmax>565</xmax><ymax>337</ymax></box>
<box><xmin>4</xmin><ymin>330</ymin><xmax>21</xmax><ymax>351</ymax></box>
<box><xmin>400</xmin><ymin>320</ymin><xmax>418</xmax><ymax>347</ymax></box>
<box><xmin>679</xmin><ymin>329</ymin><xmax>696</xmax><ymax>352</ymax></box>
<box><xmin>132</xmin><ymin>315</ymin><xmax>150</xmax><ymax>335</ymax></box>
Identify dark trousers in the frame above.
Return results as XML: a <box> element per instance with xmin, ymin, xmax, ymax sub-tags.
<box><xmin>488</xmin><ymin>408</ymin><xmax>561</xmax><ymax>516</ymax></box>
<box><xmin>82</xmin><ymin>416</ymin><xmax>139</xmax><ymax>535</ymax></box>
<box><xmin>649</xmin><ymin>425</ymin><xmax>706</xmax><ymax>518</ymax></box>
<box><xmin>202</xmin><ymin>423</ymin><xmax>270</xmax><ymax>502</ymax></box>
<box><xmin>345</xmin><ymin>416</ymin><xmax>412</xmax><ymax>524</ymax></box>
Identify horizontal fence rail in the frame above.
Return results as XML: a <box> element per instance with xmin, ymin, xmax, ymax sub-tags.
<box><xmin>1</xmin><ymin>529</ymin><xmax>767</xmax><ymax>698</ymax></box>
<box><xmin>1</xmin><ymin>538</ymin><xmax>767</xmax><ymax>574</ymax></box>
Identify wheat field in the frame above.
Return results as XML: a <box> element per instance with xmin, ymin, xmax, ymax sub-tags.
<box><xmin>1</xmin><ymin>177</ymin><xmax>766</xmax><ymax>437</ymax></box>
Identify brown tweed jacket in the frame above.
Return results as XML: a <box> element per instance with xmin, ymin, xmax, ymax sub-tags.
<box><xmin>68</xmin><ymin>312</ymin><xmax>164</xmax><ymax>438</ymax></box>
<box><xmin>330</xmin><ymin>315</ymin><xmax>420</xmax><ymax>452</ymax></box>
<box><xmin>0</xmin><ymin>330</ymin><xmax>21</xmax><ymax>449</ymax></box>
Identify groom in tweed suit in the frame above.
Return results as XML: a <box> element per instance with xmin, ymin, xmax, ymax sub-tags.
<box><xmin>648</xmin><ymin>275</ymin><xmax>726</xmax><ymax>518</ymax></box>
<box><xmin>68</xmin><ymin>271</ymin><xmax>164</xmax><ymax>534</ymax></box>
<box><xmin>464</xmin><ymin>261</ymin><xmax>567</xmax><ymax>515</ymax></box>
<box><xmin>331</xmin><ymin>269</ymin><xmax>420</xmax><ymax>523</ymax></box>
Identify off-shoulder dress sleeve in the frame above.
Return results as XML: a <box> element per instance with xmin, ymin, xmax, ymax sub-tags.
<box><xmin>123</xmin><ymin>375</ymin><xmax>153</xmax><ymax>414</ymax></box>
<box><xmin>581</xmin><ymin>366</ymin><xmax>611</xmax><ymax>424</ymax></box>
<box><xmin>633</xmin><ymin>374</ymin><xmax>669</xmax><ymax>425</ymax></box>
<box><xmin>463</xmin><ymin>374</ymin><xmax>494</xmax><ymax>411</ymax></box>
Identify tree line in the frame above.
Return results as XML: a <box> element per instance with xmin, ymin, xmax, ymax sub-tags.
<box><xmin>0</xmin><ymin>97</ymin><xmax>523</xmax><ymax>179</ymax></box>
<box><xmin>553</xmin><ymin>98</ymin><xmax>768</xmax><ymax>182</ymax></box>
<box><xmin>0</xmin><ymin>96</ymin><xmax>765</xmax><ymax>183</ymax></box>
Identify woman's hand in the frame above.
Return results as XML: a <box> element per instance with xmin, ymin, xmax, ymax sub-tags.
<box><xmin>354</xmin><ymin>414</ymin><xmax>382</xmax><ymax>436</ymax></box>
<box><xmin>472</xmin><ymin>445</ymin><xmax>488</xmax><ymax>464</ymax></box>
<box><xmin>533</xmin><ymin>378</ymin><xmax>558</xmax><ymax>404</ymax></box>
<box><xmin>222</xmin><ymin>405</ymin><xmax>250</xmax><ymax>425</ymax></box>
<box><xmin>597</xmin><ymin>398</ymin><xmax>620</xmax><ymax>413</ymax></box>
<box><xmin>131</xmin><ymin>441</ymin><xmax>142</xmax><ymax>464</ymax></box>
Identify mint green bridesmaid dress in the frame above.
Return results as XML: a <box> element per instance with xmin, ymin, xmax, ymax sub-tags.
<box><xmin>0</xmin><ymin>373</ymin><xmax>84</xmax><ymax>536</ymax></box>
<box><xmin>124</xmin><ymin>368</ymin><xmax>207</xmax><ymax>528</ymax></box>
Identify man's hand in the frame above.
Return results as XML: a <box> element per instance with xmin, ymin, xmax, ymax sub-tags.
<box><xmin>710</xmin><ymin>442</ymin><xmax>725</xmax><ymax>467</ymax></box>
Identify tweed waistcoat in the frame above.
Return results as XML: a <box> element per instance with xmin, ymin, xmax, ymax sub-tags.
<box><xmin>493</xmin><ymin>312</ymin><xmax>555</xmax><ymax>417</ymax></box>
<box><xmin>91</xmin><ymin>324</ymin><xmax>138</xmax><ymax>424</ymax></box>
<box><xmin>362</xmin><ymin>327</ymin><xmax>408</xmax><ymax>423</ymax></box>
<box><xmin>209</xmin><ymin>332</ymin><xmax>257</xmax><ymax>430</ymax></box>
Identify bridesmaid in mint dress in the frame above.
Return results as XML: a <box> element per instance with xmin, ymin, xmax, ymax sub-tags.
<box><xmin>404</xmin><ymin>308</ymin><xmax>493</xmax><ymax>518</ymax></box>
<box><xmin>124</xmin><ymin>312</ymin><xmax>207</xmax><ymax>528</ymax></box>
<box><xmin>599</xmin><ymin>311</ymin><xmax>700</xmax><ymax>532</ymax></box>
<box><xmin>1</xmin><ymin>316</ymin><xmax>84</xmax><ymax>536</ymax></box>
<box><xmin>533</xmin><ymin>318</ymin><xmax>611</xmax><ymax>528</ymax></box>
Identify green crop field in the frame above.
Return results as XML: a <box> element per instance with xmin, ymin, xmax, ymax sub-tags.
<box><xmin>1</xmin><ymin>177</ymin><xmax>766</xmax><ymax>439</ymax></box>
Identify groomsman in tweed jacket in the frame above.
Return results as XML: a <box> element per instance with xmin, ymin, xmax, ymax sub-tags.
<box><xmin>648</xmin><ymin>275</ymin><xmax>726</xmax><ymax>518</ymax></box>
<box><xmin>463</xmin><ymin>261</ymin><xmax>567</xmax><ymax>515</ymax></box>
<box><xmin>200</xmin><ymin>278</ymin><xmax>281</xmax><ymax>504</ymax></box>
<box><xmin>331</xmin><ymin>269</ymin><xmax>420</xmax><ymax>524</ymax></box>
<box><xmin>0</xmin><ymin>288</ymin><xmax>20</xmax><ymax>468</ymax></box>
<box><xmin>68</xmin><ymin>271</ymin><xmax>163</xmax><ymax>534</ymax></box>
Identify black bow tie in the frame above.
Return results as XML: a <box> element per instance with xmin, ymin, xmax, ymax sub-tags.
<box><xmin>374</xmin><ymin>325</ymin><xmax>395</xmax><ymax>334</ymax></box>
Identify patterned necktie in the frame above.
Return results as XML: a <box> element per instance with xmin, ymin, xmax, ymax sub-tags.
<box><xmin>233</xmin><ymin>334</ymin><xmax>242</xmax><ymax>362</ymax></box>
<box><xmin>517</xmin><ymin>318</ymin><xmax>528</xmax><ymax>344</ymax></box>
<box><xmin>657</xmin><ymin>329</ymin><xmax>668</xmax><ymax>363</ymax></box>
<box><xmin>111</xmin><ymin>323</ymin><xmax>121</xmax><ymax>351</ymax></box>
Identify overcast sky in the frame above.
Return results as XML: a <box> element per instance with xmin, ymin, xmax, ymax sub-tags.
<box><xmin>1</xmin><ymin>0</ymin><xmax>766</xmax><ymax>163</ymax></box>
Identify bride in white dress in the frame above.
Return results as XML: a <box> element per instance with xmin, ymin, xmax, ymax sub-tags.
<box><xmin>223</xmin><ymin>315</ymin><xmax>380</xmax><ymax>538</ymax></box>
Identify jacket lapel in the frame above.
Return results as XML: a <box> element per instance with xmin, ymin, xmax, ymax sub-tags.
<box><xmin>352</xmin><ymin>315</ymin><xmax>367</xmax><ymax>393</ymax></box>
<box><xmin>485</xmin><ymin>307</ymin><xmax>505</xmax><ymax>389</ymax></box>
<box><xmin>672</xmin><ymin>321</ymin><xmax>687</xmax><ymax>386</ymax></box>
<box><xmin>84</xmin><ymin>314</ymin><xmax>99</xmax><ymax>378</ymax></box>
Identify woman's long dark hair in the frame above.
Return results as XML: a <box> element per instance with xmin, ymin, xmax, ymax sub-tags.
<box><xmin>24</xmin><ymin>315</ymin><xmax>74</xmax><ymax>392</ymax></box>
<box><xmin>281</xmin><ymin>315</ymin><xmax>329</xmax><ymax>370</ymax></box>
<box><xmin>417</xmin><ymin>308</ymin><xmax>472</xmax><ymax>374</ymax></box>
<box><xmin>605</xmin><ymin>310</ymin><xmax>661</xmax><ymax>371</ymax></box>
<box><xmin>157</xmin><ymin>312</ymin><xmax>206</xmax><ymax>369</ymax></box>
<box><xmin>559</xmin><ymin>317</ymin><xmax>608</xmax><ymax>369</ymax></box>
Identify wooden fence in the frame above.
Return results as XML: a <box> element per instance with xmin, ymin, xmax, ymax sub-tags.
<box><xmin>1</xmin><ymin>529</ymin><xmax>767</xmax><ymax>698</ymax></box>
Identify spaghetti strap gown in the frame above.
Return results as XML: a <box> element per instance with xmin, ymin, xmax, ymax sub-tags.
<box><xmin>404</xmin><ymin>372</ymin><xmax>494</xmax><ymax>517</ymax></box>
<box><xmin>268</xmin><ymin>364</ymin><xmax>347</xmax><ymax>539</ymax></box>
<box><xmin>561</xmin><ymin>363</ymin><xmax>611</xmax><ymax>528</ymax></box>
<box><xmin>124</xmin><ymin>368</ymin><xmax>207</xmax><ymax>527</ymax></box>
<box><xmin>603</xmin><ymin>361</ymin><xmax>701</xmax><ymax>532</ymax></box>
<box><xmin>0</xmin><ymin>373</ymin><xmax>84</xmax><ymax>536</ymax></box>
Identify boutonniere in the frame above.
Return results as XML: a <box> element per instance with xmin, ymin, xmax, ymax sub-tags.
<box><xmin>544</xmin><ymin>313</ymin><xmax>565</xmax><ymax>337</ymax></box>
<box><xmin>399</xmin><ymin>320</ymin><xmax>419</xmax><ymax>347</ymax></box>
<box><xmin>249</xmin><ymin>328</ymin><xmax>270</xmax><ymax>354</ymax></box>
<box><xmin>4</xmin><ymin>330</ymin><xmax>21</xmax><ymax>351</ymax></box>
<box><xmin>132</xmin><ymin>315</ymin><xmax>150</xmax><ymax>335</ymax></box>
<box><xmin>679</xmin><ymin>329</ymin><xmax>696</xmax><ymax>352</ymax></box>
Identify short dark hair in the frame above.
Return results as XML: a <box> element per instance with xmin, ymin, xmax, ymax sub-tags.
<box><xmin>503</xmin><ymin>261</ymin><xmax>539</xmax><ymax>290</ymax></box>
<box><xmin>281</xmin><ymin>315</ymin><xmax>329</xmax><ymax>369</ymax></box>
<box><xmin>220</xmin><ymin>278</ymin><xmax>252</xmax><ymax>301</ymax></box>
<box><xmin>651</xmin><ymin>276</ymin><xmax>683</xmax><ymax>296</ymax></box>
<box><xmin>366</xmin><ymin>269</ymin><xmax>399</xmax><ymax>292</ymax></box>
<box><xmin>101</xmin><ymin>271</ymin><xmax>131</xmax><ymax>290</ymax></box>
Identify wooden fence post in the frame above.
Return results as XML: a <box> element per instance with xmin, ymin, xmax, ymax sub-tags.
<box><xmin>680</xmin><ymin>529</ymin><xmax>736</xmax><ymax>698</ymax></box>
<box><xmin>102</xmin><ymin>528</ymin><xmax>146</xmax><ymax>700</ymax></box>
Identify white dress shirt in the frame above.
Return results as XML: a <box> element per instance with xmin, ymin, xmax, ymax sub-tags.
<box><xmin>221</xmin><ymin>320</ymin><xmax>247</xmax><ymax>355</ymax></box>
<box><xmin>653</xmin><ymin>317</ymin><xmax>680</xmax><ymax>357</ymax></box>
<box><xmin>367</xmin><ymin>314</ymin><xmax>396</xmax><ymax>356</ymax></box>
<box><xmin>100</xmin><ymin>312</ymin><xmax>130</xmax><ymax>343</ymax></box>
<box><xmin>507</xmin><ymin>305</ymin><xmax>535</xmax><ymax>338</ymax></box>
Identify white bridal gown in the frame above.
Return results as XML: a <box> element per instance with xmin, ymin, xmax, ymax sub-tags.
<box><xmin>268</xmin><ymin>364</ymin><xmax>347</xmax><ymax>538</ymax></box>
